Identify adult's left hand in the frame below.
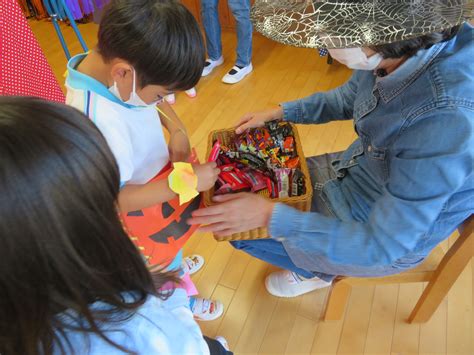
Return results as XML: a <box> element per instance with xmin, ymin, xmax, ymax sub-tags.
<box><xmin>187</xmin><ymin>192</ymin><xmax>275</xmax><ymax>236</ymax></box>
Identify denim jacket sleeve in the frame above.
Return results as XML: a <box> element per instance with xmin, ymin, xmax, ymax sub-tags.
<box><xmin>269</xmin><ymin>107</ymin><xmax>473</xmax><ymax>267</ymax></box>
<box><xmin>281</xmin><ymin>71</ymin><xmax>361</xmax><ymax>124</ymax></box>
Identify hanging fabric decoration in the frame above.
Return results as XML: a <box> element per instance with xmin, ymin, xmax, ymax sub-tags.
<box><xmin>1</xmin><ymin>0</ymin><xmax>65</xmax><ymax>102</ymax></box>
<box><xmin>21</xmin><ymin>0</ymin><xmax>48</xmax><ymax>18</ymax></box>
<box><xmin>18</xmin><ymin>0</ymin><xmax>108</xmax><ymax>20</ymax></box>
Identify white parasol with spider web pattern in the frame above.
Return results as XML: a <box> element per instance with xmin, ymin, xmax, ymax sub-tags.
<box><xmin>251</xmin><ymin>0</ymin><xmax>474</xmax><ymax>48</ymax></box>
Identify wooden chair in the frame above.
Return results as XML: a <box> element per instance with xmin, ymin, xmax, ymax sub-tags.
<box><xmin>323</xmin><ymin>215</ymin><xmax>474</xmax><ymax>323</ymax></box>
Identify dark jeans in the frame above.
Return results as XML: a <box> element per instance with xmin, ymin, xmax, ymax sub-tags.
<box><xmin>204</xmin><ymin>336</ymin><xmax>233</xmax><ymax>355</ymax></box>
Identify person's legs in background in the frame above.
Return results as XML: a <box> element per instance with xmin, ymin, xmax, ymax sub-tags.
<box><xmin>228</xmin><ymin>0</ymin><xmax>252</xmax><ymax>67</ymax></box>
<box><xmin>222</xmin><ymin>0</ymin><xmax>253</xmax><ymax>84</ymax></box>
<box><xmin>201</xmin><ymin>0</ymin><xmax>224</xmax><ymax>76</ymax></box>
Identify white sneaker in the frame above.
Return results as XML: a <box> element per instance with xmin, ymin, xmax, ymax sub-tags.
<box><xmin>182</xmin><ymin>254</ymin><xmax>204</xmax><ymax>275</ymax></box>
<box><xmin>222</xmin><ymin>63</ymin><xmax>253</xmax><ymax>84</ymax></box>
<box><xmin>202</xmin><ymin>56</ymin><xmax>224</xmax><ymax>77</ymax></box>
<box><xmin>265</xmin><ymin>270</ymin><xmax>332</xmax><ymax>298</ymax></box>
<box><xmin>165</xmin><ymin>93</ymin><xmax>176</xmax><ymax>105</ymax></box>
<box><xmin>215</xmin><ymin>336</ymin><xmax>230</xmax><ymax>351</ymax></box>
<box><xmin>185</xmin><ymin>87</ymin><xmax>197</xmax><ymax>98</ymax></box>
<box><xmin>190</xmin><ymin>297</ymin><xmax>224</xmax><ymax>321</ymax></box>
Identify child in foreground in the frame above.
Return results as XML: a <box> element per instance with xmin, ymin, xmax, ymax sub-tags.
<box><xmin>65</xmin><ymin>0</ymin><xmax>223</xmax><ymax>321</ymax></box>
<box><xmin>0</xmin><ymin>97</ymin><xmax>232</xmax><ymax>355</ymax></box>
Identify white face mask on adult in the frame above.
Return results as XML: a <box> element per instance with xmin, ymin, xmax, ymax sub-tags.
<box><xmin>328</xmin><ymin>48</ymin><xmax>383</xmax><ymax>71</ymax></box>
<box><xmin>109</xmin><ymin>67</ymin><xmax>159</xmax><ymax>107</ymax></box>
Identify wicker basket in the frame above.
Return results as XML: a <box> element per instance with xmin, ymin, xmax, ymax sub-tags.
<box><xmin>204</xmin><ymin>123</ymin><xmax>313</xmax><ymax>242</ymax></box>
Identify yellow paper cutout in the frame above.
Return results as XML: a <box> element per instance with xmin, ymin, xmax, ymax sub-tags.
<box><xmin>168</xmin><ymin>162</ymin><xmax>199</xmax><ymax>205</ymax></box>
<box><xmin>155</xmin><ymin>106</ymin><xmax>187</xmax><ymax>136</ymax></box>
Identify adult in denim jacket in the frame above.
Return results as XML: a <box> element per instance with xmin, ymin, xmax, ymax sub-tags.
<box><xmin>190</xmin><ymin>23</ymin><xmax>473</xmax><ymax>297</ymax></box>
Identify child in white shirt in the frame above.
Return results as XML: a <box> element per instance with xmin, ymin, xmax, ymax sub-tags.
<box><xmin>66</xmin><ymin>0</ymin><xmax>223</xmax><ymax>321</ymax></box>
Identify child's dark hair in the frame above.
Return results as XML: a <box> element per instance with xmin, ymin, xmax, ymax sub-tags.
<box><xmin>98</xmin><ymin>0</ymin><xmax>205</xmax><ymax>90</ymax></box>
<box><xmin>0</xmin><ymin>97</ymin><xmax>177</xmax><ymax>355</ymax></box>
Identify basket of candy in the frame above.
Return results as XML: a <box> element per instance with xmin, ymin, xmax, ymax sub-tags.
<box><xmin>204</xmin><ymin>121</ymin><xmax>313</xmax><ymax>241</ymax></box>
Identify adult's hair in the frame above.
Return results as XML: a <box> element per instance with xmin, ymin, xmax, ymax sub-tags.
<box><xmin>371</xmin><ymin>25</ymin><xmax>461</xmax><ymax>59</ymax></box>
<box><xmin>0</xmin><ymin>97</ymin><xmax>176</xmax><ymax>355</ymax></box>
<box><xmin>98</xmin><ymin>0</ymin><xmax>205</xmax><ymax>90</ymax></box>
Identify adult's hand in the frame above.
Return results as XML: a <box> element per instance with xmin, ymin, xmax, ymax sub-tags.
<box><xmin>235</xmin><ymin>107</ymin><xmax>284</xmax><ymax>134</ymax></box>
<box><xmin>188</xmin><ymin>193</ymin><xmax>275</xmax><ymax>236</ymax></box>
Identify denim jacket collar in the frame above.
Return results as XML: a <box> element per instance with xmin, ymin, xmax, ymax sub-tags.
<box><xmin>374</xmin><ymin>40</ymin><xmax>448</xmax><ymax>103</ymax></box>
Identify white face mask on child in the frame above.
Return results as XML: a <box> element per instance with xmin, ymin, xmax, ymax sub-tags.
<box><xmin>109</xmin><ymin>67</ymin><xmax>159</xmax><ymax>107</ymax></box>
<box><xmin>328</xmin><ymin>48</ymin><xmax>383</xmax><ymax>71</ymax></box>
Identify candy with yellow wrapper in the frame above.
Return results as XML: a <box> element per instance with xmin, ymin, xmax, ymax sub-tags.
<box><xmin>168</xmin><ymin>162</ymin><xmax>199</xmax><ymax>205</ymax></box>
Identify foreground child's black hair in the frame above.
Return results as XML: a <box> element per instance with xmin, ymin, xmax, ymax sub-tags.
<box><xmin>98</xmin><ymin>0</ymin><xmax>205</xmax><ymax>90</ymax></box>
<box><xmin>0</xmin><ymin>97</ymin><xmax>176</xmax><ymax>355</ymax></box>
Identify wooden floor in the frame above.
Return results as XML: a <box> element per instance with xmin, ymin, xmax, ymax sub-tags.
<box><xmin>30</xmin><ymin>19</ymin><xmax>473</xmax><ymax>355</ymax></box>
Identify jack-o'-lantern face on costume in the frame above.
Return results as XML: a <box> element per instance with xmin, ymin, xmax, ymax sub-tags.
<box><xmin>122</xmin><ymin>160</ymin><xmax>202</xmax><ymax>267</ymax></box>
<box><xmin>124</xmin><ymin>194</ymin><xmax>201</xmax><ymax>266</ymax></box>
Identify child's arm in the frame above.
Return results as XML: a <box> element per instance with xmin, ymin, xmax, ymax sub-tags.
<box><xmin>119</xmin><ymin>179</ymin><xmax>176</xmax><ymax>212</ymax></box>
<box><xmin>157</xmin><ymin>102</ymin><xmax>192</xmax><ymax>162</ymax></box>
<box><xmin>118</xmin><ymin>162</ymin><xmax>220</xmax><ymax>213</ymax></box>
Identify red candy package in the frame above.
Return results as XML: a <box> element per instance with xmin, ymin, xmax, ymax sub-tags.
<box><xmin>208</xmin><ymin>139</ymin><xmax>221</xmax><ymax>162</ymax></box>
<box><xmin>266</xmin><ymin>178</ymin><xmax>278</xmax><ymax>198</ymax></box>
<box><xmin>241</xmin><ymin>169</ymin><xmax>268</xmax><ymax>192</ymax></box>
<box><xmin>285</xmin><ymin>157</ymin><xmax>300</xmax><ymax>169</ymax></box>
<box><xmin>283</xmin><ymin>136</ymin><xmax>294</xmax><ymax>153</ymax></box>
<box><xmin>219</xmin><ymin>164</ymin><xmax>251</xmax><ymax>191</ymax></box>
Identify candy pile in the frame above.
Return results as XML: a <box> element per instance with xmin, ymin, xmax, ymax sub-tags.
<box><xmin>210</xmin><ymin>122</ymin><xmax>306</xmax><ymax>198</ymax></box>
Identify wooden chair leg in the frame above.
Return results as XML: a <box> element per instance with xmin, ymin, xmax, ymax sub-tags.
<box><xmin>408</xmin><ymin>221</ymin><xmax>473</xmax><ymax>323</ymax></box>
<box><xmin>323</xmin><ymin>280</ymin><xmax>351</xmax><ymax>321</ymax></box>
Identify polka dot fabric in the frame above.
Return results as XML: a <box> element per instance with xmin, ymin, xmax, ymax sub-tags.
<box><xmin>0</xmin><ymin>0</ymin><xmax>64</xmax><ymax>102</ymax></box>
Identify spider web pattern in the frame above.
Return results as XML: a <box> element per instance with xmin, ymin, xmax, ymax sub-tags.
<box><xmin>251</xmin><ymin>0</ymin><xmax>474</xmax><ymax>48</ymax></box>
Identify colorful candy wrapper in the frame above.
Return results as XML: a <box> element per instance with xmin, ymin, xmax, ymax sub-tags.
<box><xmin>285</xmin><ymin>157</ymin><xmax>300</xmax><ymax>169</ymax></box>
<box><xmin>275</xmin><ymin>168</ymin><xmax>291</xmax><ymax>198</ymax></box>
<box><xmin>266</xmin><ymin>120</ymin><xmax>280</xmax><ymax>132</ymax></box>
<box><xmin>221</xmin><ymin>145</ymin><xmax>240</xmax><ymax>159</ymax></box>
<box><xmin>279</xmin><ymin>155</ymin><xmax>291</xmax><ymax>165</ymax></box>
<box><xmin>283</xmin><ymin>136</ymin><xmax>294</xmax><ymax>153</ymax></box>
<box><xmin>208</xmin><ymin>139</ymin><xmax>221</xmax><ymax>162</ymax></box>
<box><xmin>241</xmin><ymin>169</ymin><xmax>268</xmax><ymax>192</ymax></box>
<box><xmin>239</xmin><ymin>152</ymin><xmax>266</xmax><ymax>170</ymax></box>
<box><xmin>291</xmin><ymin>169</ymin><xmax>305</xmax><ymax>197</ymax></box>
<box><xmin>219</xmin><ymin>164</ymin><xmax>251</xmax><ymax>191</ymax></box>
<box><xmin>266</xmin><ymin>178</ymin><xmax>279</xmax><ymax>198</ymax></box>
